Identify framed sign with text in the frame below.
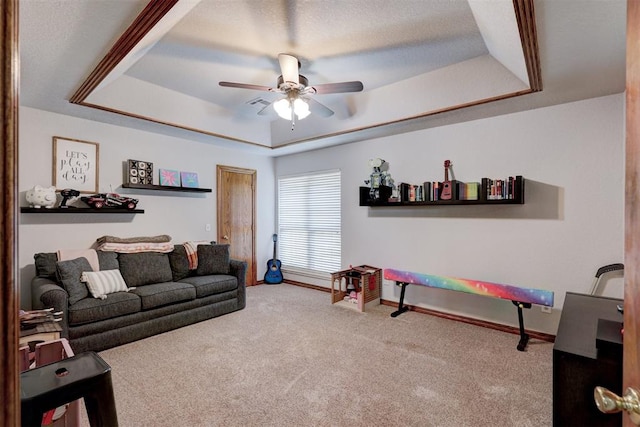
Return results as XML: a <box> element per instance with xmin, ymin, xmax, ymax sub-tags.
<box><xmin>52</xmin><ymin>136</ymin><xmax>100</xmax><ymax>193</ymax></box>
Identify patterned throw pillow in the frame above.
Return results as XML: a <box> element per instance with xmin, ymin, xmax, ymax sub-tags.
<box><xmin>56</xmin><ymin>257</ymin><xmax>92</xmax><ymax>305</ymax></box>
<box><xmin>196</xmin><ymin>244</ymin><xmax>230</xmax><ymax>275</ymax></box>
<box><xmin>81</xmin><ymin>269</ymin><xmax>130</xmax><ymax>300</ymax></box>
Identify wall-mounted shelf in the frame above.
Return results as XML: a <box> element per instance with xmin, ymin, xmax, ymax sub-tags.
<box><xmin>360</xmin><ymin>176</ymin><xmax>524</xmax><ymax>207</ymax></box>
<box><xmin>20</xmin><ymin>207</ymin><xmax>144</xmax><ymax>214</ymax></box>
<box><xmin>121</xmin><ymin>183</ymin><xmax>212</xmax><ymax>193</ymax></box>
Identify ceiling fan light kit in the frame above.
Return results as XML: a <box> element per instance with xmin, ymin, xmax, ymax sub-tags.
<box><xmin>274</xmin><ymin>97</ymin><xmax>310</xmax><ymax>121</ymax></box>
<box><xmin>219</xmin><ymin>53</ymin><xmax>363</xmax><ymax>129</ymax></box>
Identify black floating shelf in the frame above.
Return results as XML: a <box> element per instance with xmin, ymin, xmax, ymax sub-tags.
<box><xmin>360</xmin><ymin>198</ymin><xmax>524</xmax><ymax>207</ymax></box>
<box><xmin>121</xmin><ymin>183</ymin><xmax>212</xmax><ymax>193</ymax></box>
<box><xmin>360</xmin><ymin>176</ymin><xmax>524</xmax><ymax>207</ymax></box>
<box><xmin>20</xmin><ymin>207</ymin><xmax>144</xmax><ymax>214</ymax></box>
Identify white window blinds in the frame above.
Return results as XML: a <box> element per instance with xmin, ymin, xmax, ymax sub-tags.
<box><xmin>277</xmin><ymin>170</ymin><xmax>341</xmax><ymax>274</ymax></box>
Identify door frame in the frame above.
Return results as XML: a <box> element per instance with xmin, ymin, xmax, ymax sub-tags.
<box><xmin>216</xmin><ymin>164</ymin><xmax>257</xmax><ymax>286</ymax></box>
<box><xmin>1</xmin><ymin>0</ymin><xmax>20</xmax><ymax>424</ymax></box>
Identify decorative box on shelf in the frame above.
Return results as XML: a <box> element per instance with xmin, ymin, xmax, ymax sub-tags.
<box><xmin>331</xmin><ymin>265</ymin><xmax>381</xmax><ymax>312</ymax></box>
<box><xmin>359</xmin><ymin>185</ymin><xmax>393</xmax><ymax>205</ymax></box>
<box><xmin>125</xmin><ymin>159</ymin><xmax>153</xmax><ymax>185</ymax></box>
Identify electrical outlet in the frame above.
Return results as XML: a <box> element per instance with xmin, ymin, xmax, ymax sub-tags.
<box><xmin>205</xmin><ymin>224</ymin><xmax>211</xmax><ymax>232</ymax></box>
<box><xmin>541</xmin><ymin>306</ymin><xmax>552</xmax><ymax>314</ymax></box>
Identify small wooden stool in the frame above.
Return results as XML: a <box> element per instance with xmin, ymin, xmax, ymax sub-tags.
<box><xmin>21</xmin><ymin>351</ymin><xmax>118</xmax><ymax>427</ymax></box>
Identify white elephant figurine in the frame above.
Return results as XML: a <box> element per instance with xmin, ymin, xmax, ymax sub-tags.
<box><xmin>26</xmin><ymin>185</ymin><xmax>57</xmax><ymax>208</ymax></box>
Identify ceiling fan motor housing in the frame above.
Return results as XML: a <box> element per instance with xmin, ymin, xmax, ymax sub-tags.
<box><xmin>277</xmin><ymin>74</ymin><xmax>309</xmax><ymax>90</ymax></box>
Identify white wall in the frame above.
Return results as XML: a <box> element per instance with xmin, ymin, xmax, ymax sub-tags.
<box><xmin>19</xmin><ymin>94</ymin><xmax>625</xmax><ymax>335</ymax></box>
<box><xmin>276</xmin><ymin>94</ymin><xmax>625</xmax><ymax>335</ymax></box>
<box><xmin>18</xmin><ymin>107</ymin><xmax>276</xmax><ymax>308</ymax></box>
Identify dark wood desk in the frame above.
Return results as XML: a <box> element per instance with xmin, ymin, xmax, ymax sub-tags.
<box><xmin>553</xmin><ymin>292</ymin><xmax>623</xmax><ymax>426</ymax></box>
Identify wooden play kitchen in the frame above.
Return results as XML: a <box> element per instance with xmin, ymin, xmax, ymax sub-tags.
<box><xmin>330</xmin><ymin>265</ymin><xmax>381</xmax><ymax>312</ymax></box>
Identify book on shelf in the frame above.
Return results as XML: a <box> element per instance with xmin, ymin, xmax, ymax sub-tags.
<box><xmin>482</xmin><ymin>176</ymin><xmax>518</xmax><ymax>200</ymax></box>
<box><xmin>457</xmin><ymin>181</ymin><xmax>479</xmax><ymax>200</ymax></box>
<box><xmin>422</xmin><ymin>182</ymin><xmax>431</xmax><ymax>201</ymax></box>
<box><xmin>399</xmin><ymin>183</ymin><xmax>409</xmax><ymax>202</ymax></box>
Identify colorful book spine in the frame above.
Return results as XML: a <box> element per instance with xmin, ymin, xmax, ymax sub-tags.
<box><xmin>482</xmin><ymin>176</ymin><xmax>517</xmax><ymax>200</ymax></box>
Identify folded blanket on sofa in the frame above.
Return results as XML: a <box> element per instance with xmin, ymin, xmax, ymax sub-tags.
<box><xmin>183</xmin><ymin>240</ymin><xmax>211</xmax><ymax>269</ymax></box>
<box><xmin>96</xmin><ymin>234</ymin><xmax>172</xmax><ymax>245</ymax></box>
<box><xmin>97</xmin><ymin>241</ymin><xmax>174</xmax><ymax>253</ymax></box>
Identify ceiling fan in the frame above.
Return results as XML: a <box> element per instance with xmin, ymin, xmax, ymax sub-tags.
<box><xmin>219</xmin><ymin>53</ymin><xmax>363</xmax><ymax>128</ymax></box>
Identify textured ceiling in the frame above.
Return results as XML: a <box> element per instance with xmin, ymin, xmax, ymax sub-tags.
<box><xmin>19</xmin><ymin>0</ymin><xmax>627</xmax><ymax>157</ymax></box>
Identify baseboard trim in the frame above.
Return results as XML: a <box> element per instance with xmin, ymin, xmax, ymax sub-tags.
<box><xmin>282</xmin><ymin>279</ymin><xmax>330</xmax><ymax>292</ymax></box>
<box><xmin>255</xmin><ymin>279</ymin><xmax>329</xmax><ymax>292</ymax></box>
<box><xmin>279</xmin><ymin>280</ymin><xmax>555</xmax><ymax>343</ymax></box>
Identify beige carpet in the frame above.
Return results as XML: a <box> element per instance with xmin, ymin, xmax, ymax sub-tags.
<box><xmin>85</xmin><ymin>284</ymin><xmax>552</xmax><ymax>426</ymax></box>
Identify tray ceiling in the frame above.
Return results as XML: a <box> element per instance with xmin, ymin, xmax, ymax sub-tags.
<box><xmin>20</xmin><ymin>0</ymin><xmax>626</xmax><ymax>156</ymax></box>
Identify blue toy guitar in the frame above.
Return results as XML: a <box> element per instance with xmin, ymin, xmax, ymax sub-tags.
<box><xmin>264</xmin><ymin>234</ymin><xmax>283</xmax><ymax>284</ymax></box>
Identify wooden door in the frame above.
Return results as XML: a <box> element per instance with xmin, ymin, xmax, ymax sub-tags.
<box><xmin>625</xmin><ymin>1</ymin><xmax>640</xmax><ymax>425</ymax></box>
<box><xmin>217</xmin><ymin>165</ymin><xmax>257</xmax><ymax>286</ymax></box>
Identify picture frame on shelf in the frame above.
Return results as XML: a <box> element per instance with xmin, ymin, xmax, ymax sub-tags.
<box><xmin>52</xmin><ymin>136</ymin><xmax>99</xmax><ymax>193</ymax></box>
<box><xmin>180</xmin><ymin>171</ymin><xmax>199</xmax><ymax>188</ymax></box>
<box><xmin>159</xmin><ymin>169</ymin><xmax>181</xmax><ymax>187</ymax></box>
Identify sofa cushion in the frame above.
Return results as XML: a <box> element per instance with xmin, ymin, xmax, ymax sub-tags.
<box><xmin>168</xmin><ymin>245</ymin><xmax>191</xmax><ymax>281</ymax></box>
<box><xmin>130</xmin><ymin>282</ymin><xmax>196</xmax><ymax>310</ymax></box>
<box><xmin>34</xmin><ymin>252</ymin><xmax>58</xmax><ymax>279</ymax></box>
<box><xmin>67</xmin><ymin>291</ymin><xmax>141</xmax><ymax>325</ymax></box>
<box><xmin>97</xmin><ymin>250</ymin><xmax>119</xmax><ymax>270</ymax></box>
<box><xmin>118</xmin><ymin>252</ymin><xmax>173</xmax><ymax>287</ymax></box>
<box><xmin>56</xmin><ymin>257</ymin><xmax>92</xmax><ymax>305</ymax></box>
<box><xmin>82</xmin><ymin>269</ymin><xmax>130</xmax><ymax>299</ymax></box>
<box><xmin>178</xmin><ymin>275</ymin><xmax>238</xmax><ymax>298</ymax></box>
<box><xmin>196</xmin><ymin>244</ymin><xmax>230</xmax><ymax>275</ymax></box>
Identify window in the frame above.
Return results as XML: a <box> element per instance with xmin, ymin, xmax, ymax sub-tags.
<box><xmin>277</xmin><ymin>170</ymin><xmax>341</xmax><ymax>275</ymax></box>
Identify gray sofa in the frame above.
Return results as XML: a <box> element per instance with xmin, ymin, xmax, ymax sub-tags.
<box><xmin>31</xmin><ymin>244</ymin><xmax>246</xmax><ymax>353</ymax></box>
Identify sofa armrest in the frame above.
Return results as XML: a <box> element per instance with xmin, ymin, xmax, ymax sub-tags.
<box><xmin>229</xmin><ymin>259</ymin><xmax>247</xmax><ymax>309</ymax></box>
<box><xmin>31</xmin><ymin>277</ymin><xmax>69</xmax><ymax>338</ymax></box>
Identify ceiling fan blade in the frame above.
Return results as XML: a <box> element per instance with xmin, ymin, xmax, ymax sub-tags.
<box><xmin>278</xmin><ymin>53</ymin><xmax>299</xmax><ymax>85</ymax></box>
<box><xmin>310</xmin><ymin>81</ymin><xmax>364</xmax><ymax>95</ymax></box>
<box><xmin>306</xmin><ymin>98</ymin><xmax>334</xmax><ymax>118</ymax></box>
<box><xmin>219</xmin><ymin>81</ymin><xmax>273</xmax><ymax>92</ymax></box>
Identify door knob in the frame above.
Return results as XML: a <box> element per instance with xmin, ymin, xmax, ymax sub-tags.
<box><xmin>594</xmin><ymin>386</ymin><xmax>640</xmax><ymax>425</ymax></box>
<box><xmin>223</xmin><ymin>235</ymin><xmax>229</xmax><ymax>240</ymax></box>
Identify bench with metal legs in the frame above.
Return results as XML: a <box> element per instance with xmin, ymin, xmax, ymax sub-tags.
<box><xmin>384</xmin><ymin>268</ymin><xmax>554</xmax><ymax>351</ymax></box>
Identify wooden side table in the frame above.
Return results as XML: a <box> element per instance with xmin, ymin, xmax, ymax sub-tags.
<box><xmin>19</xmin><ymin>322</ymin><xmax>62</xmax><ymax>347</ymax></box>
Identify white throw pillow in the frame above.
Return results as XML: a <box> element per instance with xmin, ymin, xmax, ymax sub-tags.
<box><xmin>81</xmin><ymin>269</ymin><xmax>132</xmax><ymax>300</ymax></box>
